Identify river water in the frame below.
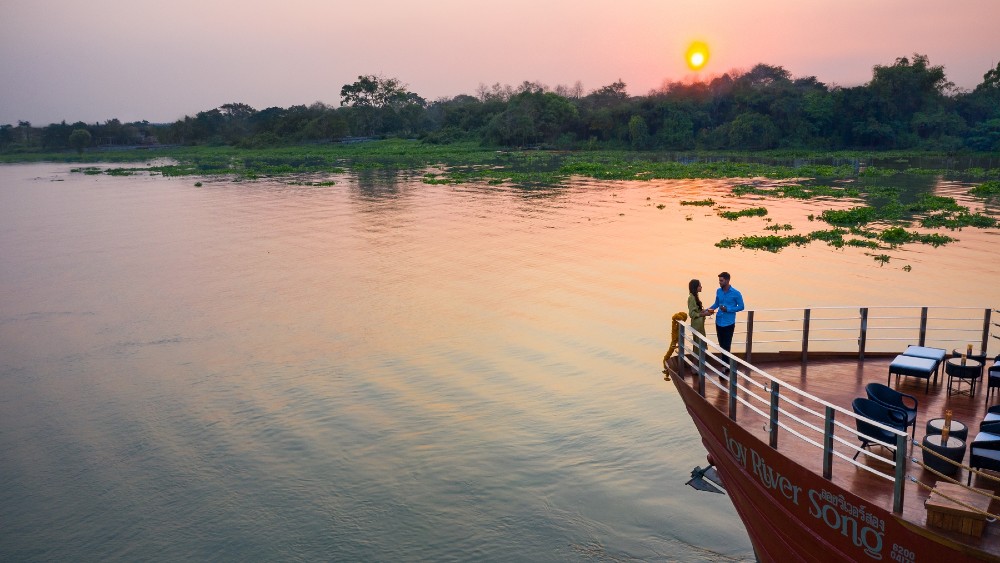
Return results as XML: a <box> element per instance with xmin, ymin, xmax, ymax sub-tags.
<box><xmin>1</xmin><ymin>162</ymin><xmax>997</xmax><ymax>561</ymax></box>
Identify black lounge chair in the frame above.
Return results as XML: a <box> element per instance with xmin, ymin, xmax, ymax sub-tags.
<box><xmin>986</xmin><ymin>354</ymin><xmax>1000</xmax><ymax>403</ymax></box>
<box><xmin>968</xmin><ymin>410</ymin><xmax>1000</xmax><ymax>485</ymax></box>
<box><xmin>980</xmin><ymin>404</ymin><xmax>1000</xmax><ymax>429</ymax></box>
<box><xmin>852</xmin><ymin>397</ymin><xmax>908</xmax><ymax>460</ymax></box>
<box><xmin>865</xmin><ymin>382</ymin><xmax>917</xmax><ymax>438</ymax></box>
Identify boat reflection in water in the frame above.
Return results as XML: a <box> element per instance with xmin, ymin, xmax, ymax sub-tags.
<box><xmin>669</xmin><ymin>305</ymin><xmax>1000</xmax><ymax>562</ymax></box>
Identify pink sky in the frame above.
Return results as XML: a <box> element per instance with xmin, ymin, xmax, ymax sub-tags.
<box><xmin>2</xmin><ymin>0</ymin><xmax>998</xmax><ymax>125</ymax></box>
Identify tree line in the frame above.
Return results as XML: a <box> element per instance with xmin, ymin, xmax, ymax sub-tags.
<box><xmin>3</xmin><ymin>54</ymin><xmax>999</xmax><ymax>154</ymax></box>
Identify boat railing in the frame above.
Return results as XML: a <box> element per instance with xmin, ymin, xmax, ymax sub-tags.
<box><xmin>709</xmin><ymin>305</ymin><xmax>994</xmax><ymax>362</ymax></box>
<box><xmin>677</xmin><ymin>306</ymin><xmax>999</xmax><ymax>517</ymax></box>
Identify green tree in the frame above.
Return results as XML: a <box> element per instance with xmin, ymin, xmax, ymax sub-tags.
<box><xmin>483</xmin><ymin>91</ymin><xmax>578</xmax><ymax>146</ymax></box>
<box><xmin>341</xmin><ymin>75</ymin><xmax>409</xmax><ymax>109</ymax></box>
<box><xmin>340</xmin><ymin>75</ymin><xmax>425</xmax><ymax>136</ymax></box>
<box><xmin>220</xmin><ymin>102</ymin><xmax>256</xmax><ymax>120</ymax></box>
<box><xmin>728</xmin><ymin>112</ymin><xmax>778</xmax><ymax>149</ymax></box>
<box><xmin>16</xmin><ymin>121</ymin><xmax>32</xmax><ymax>145</ymax></box>
<box><xmin>68</xmin><ymin>128</ymin><xmax>91</xmax><ymax>154</ymax></box>
<box><xmin>42</xmin><ymin>121</ymin><xmax>74</xmax><ymax>150</ymax></box>
<box><xmin>587</xmin><ymin>80</ymin><xmax>629</xmax><ymax>108</ymax></box>
<box><xmin>217</xmin><ymin>103</ymin><xmax>256</xmax><ymax>143</ymax></box>
<box><xmin>979</xmin><ymin>61</ymin><xmax>1000</xmax><ymax>91</ymax></box>
<box><xmin>0</xmin><ymin>124</ymin><xmax>14</xmax><ymax>150</ymax></box>
<box><xmin>866</xmin><ymin>54</ymin><xmax>952</xmax><ymax>147</ymax></box>
<box><xmin>657</xmin><ymin>111</ymin><xmax>695</xmax><ymax>149</ymax></box>
<box><xmin>628</xmin><ymin>115</ymin><xmax>651</xmax><ymax>149</ymax></box>
<box><xmin>964</xmin><ymin>118</ymin><xmax>1000</xmax><ymax>151</ymax></box>
<box><xmin>957</xmin><ymin>62</ymin><xmax>1000</xmax><ymax>129</ymax></box>
<box><xmin>193</xmin><ymin>109</ymin><xmax>225</xmax><ymax>143</ymax></box>
<box><xmin>802</xmin><ymin>89</ymin><xmax>835</xmax><ymax>141</ymax></box>
<box><xmin>911</xmin><ymin>108</ymin><xmax>965</xmax><ymax>140</ymax></box>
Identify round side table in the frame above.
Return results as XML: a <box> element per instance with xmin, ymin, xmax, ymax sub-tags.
<box><xmin>953</xmin><ymin>349</ymin><xmax>987</xmax><ymax>365</ymax></box>
<box><xmin>945</xmin><ymin>358</ymin><xmax>983</xmax><ymax>397</ymax></box>
<box><xmin>925</xmin><ymin>418</ymin><xmax>968</xmax><ymax>441</ymax></box>
<box><xmin>921</xmin><ymin>434</ymin><xmax>966</xmax><ymax>477</ymax></box>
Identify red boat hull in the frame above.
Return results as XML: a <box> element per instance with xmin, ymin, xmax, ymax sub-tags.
<box><xmin>672</xmin><ymin>376</ymin><xmax>997</xmax><ymax>562</ymax></box>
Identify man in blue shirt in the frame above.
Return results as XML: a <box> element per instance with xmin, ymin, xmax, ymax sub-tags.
<box><xmin>709</xmin><ymin>271</ymin><xmax>745</xmax><ymax>357</ymax></box>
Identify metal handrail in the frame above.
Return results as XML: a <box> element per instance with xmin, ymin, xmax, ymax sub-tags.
<box><xmin>679</xmin><ymin>326</ymin><xmax>907</xmax><ymax>507</ymax></box>
<box><xmin>744</xmin><ymin>305</ymin><xmax>987</xmax><ymax>312</ymax></box>
<box><xmin>680</xmin><ymin>325</ymin><xmax>907</xmax><ymax>445</ymax></box>
<box><xmin>716</xmin><ymin>305</ymin><xmax>995</xmax><ymax>360</ymax></box>
<box><xmin>676</xmin><ymin>305</ymin><xmax>995</xmax><ymax>515</ymax></box>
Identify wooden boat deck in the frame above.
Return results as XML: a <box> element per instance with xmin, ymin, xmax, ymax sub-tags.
<box><xmin>681</xmin><ymin>353</ymin><xmax>1000</xmax><ymax>555</ymax></box>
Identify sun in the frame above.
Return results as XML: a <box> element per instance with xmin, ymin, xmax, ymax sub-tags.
<box><xmin>686</xmin><ymin>41</ymin><xmax>710</xmax><ymax>71</ymax></box>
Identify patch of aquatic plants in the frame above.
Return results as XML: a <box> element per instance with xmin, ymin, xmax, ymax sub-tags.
<box><xmin>422</xmin><ymin>165</ymin><xmax>570</xmax><ymax>187</ymax></box>
<box><xmin>288</xmin><ymin>180</ymin><xmax>336</xmax><ymax>186</ymax></box>
<box><xmin>16</xmin><ymin>144</ymin><xmax>1000</xmax><ymax>184</ymax></box>
<box><xmin>146</xmin><ymin>164</ymin><xmax>203</xmax><ymax>176</ymax></box>
<box><xmin>962</xmin><ymin>168</ymin><xmax>1000</xmax><ymax>180</ymax></box>
<box><xmin>557</xmin><ymin>157</ymin><xmax>854</xmax><ymax>182</ymax></box>
<box><xmin>877</xmin><ymin>227</ymin><xmax>954</xmax><ymax>247</ymax></box>
<box><xmin>919</xmin><ymin>211</ymin><xmax>998</xmax><ymax>229</ymax></box>
<box><xmin>846</xmin><ymin>239</ymin><xmax>881</xmax><ymax>249</ymax></box>
<box><xmin>820</xmin><ymin>206</ymin><xmax>882</xmax><ymax>227</ymax></box>
<box><xmin>808</xmin><ymin>228</ymin><xmax>849</xmax><ymax>246</ymax></box>
<box><xmin>729</xmin><ymin>182</ymin><xmax>967</xmax><ymax>226</ymax></box>
<box><xmin>70</xmin><ymin>166</ymin><xmax>103</xmax><ymax>175</ymax></box>
<box><xmin>724</xmin><ymin>182</ymin><xmax>974</xmax><ymax>251</ymax></box>
<box><xmin>422</xmin><ymin>173</ymin><xmax>456</xmax><ymax>185</ymax></box>
<box><xmin>716</xmin><ymin>226</ymin><xmax>893</xmax><ymax>252</ymax></box>
<box><xmin>970</xmin><ymin>180</ymin><xmax>1000</xmax><ymax>198</ymax></box>
<box><xmin>764</xmin><ymin>223</ymin><xmax>794</xmax><ymax>231</ymax></box>
<box><xmin>861</xmin><ymin>166</ymin><xmax>949</xmax><ymax>178</ymax></box>
<box><xmin>69</xmin><ymin>165</ymin><xmax>140</xmax><ymax>176</ymax></box>
<box><xmin>904</xmin><ymin>195</ymin><xmax>963</xmax><ymax>213</ymax></box>
<box><xmin>718</xmin><ymin>207</ymin><xmax>768</xmax><ymax>220</ymax></box>
<box><xmin>715</xmin><ymin>234</ymin><xmax>810</xmax><ymax>252</ymax></box>
<box><xmin>680</xmin><ymin>199</ymin><xmax>715</xmax><ymax>206</ymax></box>
<box><xmin>731</xmin><ymin>183</ymin><xmax>861</xmax><ymax>199</ymax></box>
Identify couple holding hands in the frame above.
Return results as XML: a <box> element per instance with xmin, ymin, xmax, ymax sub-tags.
<box><xmin>664</xmin><ymin>272</ymin><xmax>745</xmax><ymax>379</ymax></box>
<box><xmin>688</xmin><ymin>271</ymin><xmax>744</xmax><ymax>355</ymax></box>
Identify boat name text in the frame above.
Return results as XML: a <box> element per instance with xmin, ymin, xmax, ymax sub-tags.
<box><xmin>723</xmin><ymin>427</ymin><xmax>889</xmax><ymax>560</ymax></box>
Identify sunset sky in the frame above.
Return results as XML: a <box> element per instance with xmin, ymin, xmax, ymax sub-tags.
<box><xmin>2</xmin><ymin>0</ymin><xmax>998</xmax><ymax>126</ymax></box>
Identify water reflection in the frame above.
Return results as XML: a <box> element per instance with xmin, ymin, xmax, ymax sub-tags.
<box><xmin>353</xmin><ymin>167</ymin><xmax>402</xmax><ymax>199</ymax></box>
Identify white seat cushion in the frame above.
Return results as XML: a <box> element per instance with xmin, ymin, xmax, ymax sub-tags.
<box><xmin>903</xmin><ymin>345</ymin><xmax>946</xmax><ymax>362</ymax></box>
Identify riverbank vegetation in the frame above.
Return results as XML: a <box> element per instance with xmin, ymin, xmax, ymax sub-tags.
<box><xmin>3</xmin><ymin>54</ymin><xmax>1000</xmax><ymax>155</ymax></box>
